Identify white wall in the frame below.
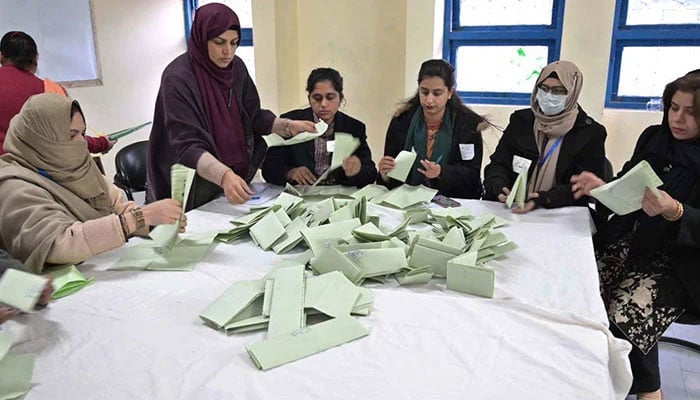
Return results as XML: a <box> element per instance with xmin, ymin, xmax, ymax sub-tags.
<box><xmin>67</xmin><ymin>0</ymin><xmax>186</xmax><ymax>180</ymax></box>
<box><xmin>71</xmin><ymin>0</ymin><xmax>668</xmax><ymax>181</ymax></box>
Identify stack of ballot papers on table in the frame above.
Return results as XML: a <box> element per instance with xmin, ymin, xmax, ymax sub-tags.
<box><xmin>0</xmin><ymin>332</ymin><xmax>35</xmax><ymax>400</ymax></box>
<box><xmin>374</xmin><ymin>184</ymin><xmax>439</xmax><ymax>210</ymax></box>
<box><xmin>590</xmin><ymin>160</ymin><xmax>663</xmax><ymax>215</ymax></box>
<box><xmin>200</xmin><ymin>265</ymin><xmax>371</xmax><ymax>370</ymax></box>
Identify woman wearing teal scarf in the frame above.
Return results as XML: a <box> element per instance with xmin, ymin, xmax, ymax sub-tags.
<box><xmin>377</xmin><ymin>59</ymin><xmax>488</xmax><ymax>199</ymax></box>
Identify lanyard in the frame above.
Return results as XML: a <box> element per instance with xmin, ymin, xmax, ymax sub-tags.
<box><xmin>538</xmin><ymin>136</ymin><xmax>563</xmax><ymax>167</ymax></box>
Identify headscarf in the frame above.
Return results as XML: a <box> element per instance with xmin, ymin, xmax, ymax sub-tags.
<box><xmin>187</xmin><ymin>3</ymin><xmax>248</xmax><ymax>177</ymax></box>
<box><xmin>1</xmin><ymin>93</ymin><xmax>113</xmax><ymax>215</ymax></box>
<box><xmin>528</xmin><ymin>60</ymin><xmax>584</xmax><ymax>193</ymax></box>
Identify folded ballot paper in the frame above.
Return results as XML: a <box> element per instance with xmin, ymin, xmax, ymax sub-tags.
<box><xmin>0</xmin><ymin>269</ymin><xmax>47</xmax><ymax>313</ymax></box>
<box><xmin>505</xmin><ymin>170</ymin><xmax>527</xmax><ymax>209</ymax></box>
<box><xmin>0</xmin><ymin>332</ymin><xmax>36</xmax><ymax>400</ymax></box>
<box><xmin>386</xmin><ymin>150</ymin><xmax>417</xmax><ymax>182</ymax></box>
<box><xmin>590</xmin><ymin>160</ymin><xmax>663</xmax><ymax>215</ymax></box>
<box><xmin>262</xmin><ymin>120</ymin><xmax>328</xmax><ymax>147</ymax></box>
<box><xmin>307</xmin><ymin>132</ymin><xmax>361</xmax><ymax>189</ymax></box>
<box><xmin>46</xmin><ymin>264</ymin><xmax>94</xmax><ymax>299</ymax></box>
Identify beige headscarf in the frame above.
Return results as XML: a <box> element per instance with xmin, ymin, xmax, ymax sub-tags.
<box><xmin>528</xmin><ymin>60</ymin><xmax>583</xmax><ymax>193</ymax></box>
<box><xmin>1</xmin><ymin>93</ymin><xmax>113</xmax><ymax>215</ymax></box>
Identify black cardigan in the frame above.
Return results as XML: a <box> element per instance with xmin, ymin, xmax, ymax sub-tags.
<box><xmin>483</xmin><ymin>107</ymin><xmax>607</xmax><ymax>208</ymax></box>
<box><xmin>594</xmin><ymin>125</ymin><xmax>700</xmax><ymax>311</ymax></box>
<box><xmin>378</xmin><ymin>105</ymin><xmax>484</xmax><ymax>199</ymax></box>
<box><xmin>261</xmin><ymin>108</ymin><xmax>376</xmax><ymax>188</ymax></box>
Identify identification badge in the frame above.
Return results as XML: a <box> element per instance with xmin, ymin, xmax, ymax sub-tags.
<box><xmin>459</xmin><ymin>144</ymin><xmax>475</xmax><ymax>160</ymax></box>
<box><xmin>512</xmin><ymin>155</ymin><xmax>532</xmax><ymax>174</ymax></box>
<box><xmin>326</xmin><ymin>140</ymin><xmax>335</xmax><ymax>153</ymax></box>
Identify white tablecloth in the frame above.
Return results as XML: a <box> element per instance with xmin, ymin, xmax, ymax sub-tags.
<box><xmin>5</xmin><ymin>199</ymin><xmax>632</xmax><ymax>399</ymax></box>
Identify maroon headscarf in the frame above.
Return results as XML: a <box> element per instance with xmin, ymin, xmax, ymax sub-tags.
<box><xmin>187</xmin><ymin>3</ymin><xmax>248</xmax><ymax>177</ymax></box>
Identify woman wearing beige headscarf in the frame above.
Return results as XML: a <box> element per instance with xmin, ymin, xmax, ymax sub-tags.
<box><xmin>0</xmin><ymin>93</ymin><xmax>184</xmax><ymax>273</ymax></box>
<box><xmin>483</xmin><ymin>60</ymin><xmax>607</xmax><ymax>213</ymax></box>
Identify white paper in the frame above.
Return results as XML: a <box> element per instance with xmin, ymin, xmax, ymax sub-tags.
<box><xmin>459</xmin><ymin>144</ymin><xmax>475</xmax><ymax>160</ymax></box>
<box><xmin>512</xmin><ymin>155</ymin><xmax>532</xmax><ymax>174</ymax></box>
<box><xmin>326</xmin><ymin>141</ymin><xmax>335</xmax><ymax>153</ymax></box>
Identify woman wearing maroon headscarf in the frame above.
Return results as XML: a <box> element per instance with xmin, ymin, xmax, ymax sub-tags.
<box><xmin>147</xmin><ymin>3</ymin><xmax>314</xmax><ymax>210</ymax></box>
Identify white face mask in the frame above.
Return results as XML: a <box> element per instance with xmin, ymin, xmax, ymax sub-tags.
<box><xmin>536</xmin><ymin>89</ymin><xmax>568</xmax><ymax>116</ymax></box>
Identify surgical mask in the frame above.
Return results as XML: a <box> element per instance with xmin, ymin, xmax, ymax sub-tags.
<box><xmin>536</xmin><ymin>89</ymin><xmax>567</xmax><ymax>116</ymax></box>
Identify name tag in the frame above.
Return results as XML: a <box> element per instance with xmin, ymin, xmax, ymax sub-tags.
<box><xmin>459</xmin><ymin>144</ymin><xmax>475</xmax><ymax>160</ymax></box>
<box><xmin>512</xmin><ymin>155</ymin><xmax>532</xmax><ymax>174</ymax></box>
<box><xmin>326</xmin><ymin>140</ymin><xmax>335</xmax><ymax>153</ymax></box>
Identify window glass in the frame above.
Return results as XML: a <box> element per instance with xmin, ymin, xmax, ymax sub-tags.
<box><xmin>617</xmin><ymin>46</ymin><xmax>700</xmax><ymax>96</ymax></box>
<box><xmin>459</xmin><ymin>0</ymin><xmax>554</xmax><ymax>26</ymax></box>
<box><xmin>626</xmin><ymin>0</ymin><xmax>700</xmax><ymax>25</ymax></box>
<box><xmin>455</xmin><ymin>45</ymin><xmax>548</xmax><ymax>93</ymax></box>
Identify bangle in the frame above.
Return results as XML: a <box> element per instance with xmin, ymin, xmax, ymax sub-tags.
<box><xmin>130</xmin><ymin>207</ymin><xmax>146</xmax><ymax>231</ymax></box>
<box><xmin>118</xmin><ymin>214</ymin><xmax>131</xmax><ymax>240</ymax></box>
<box><xmin>284</xmin><ymin>119</ymin><xmax>291</xmax><ymax>138</ymax></box>
<box><xmin>663</xmin><ymin>200</ymin><xmax>684</xmax><ymax>222</ymax></box>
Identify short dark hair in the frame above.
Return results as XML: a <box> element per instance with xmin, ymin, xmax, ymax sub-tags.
<box><xmin>305</xmin><ymin>67</ymin><xmax>344</xmax><ymax>100</ymax></box>
<box><xmin>662</xmin><ymin>74</ymin><xmax>700</xmax><ymax>124</ymax></box>
<box><xmin>0</xmin><ymin>31</ymin><xmax>38</xmax><ymax>71</ymax></box>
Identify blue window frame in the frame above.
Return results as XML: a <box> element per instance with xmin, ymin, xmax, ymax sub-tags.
<box><xmin>183</xmin><ymin>0</ymin><xmax>253</xmax><ymax>46</ymax></box>
<box><xmin>442</xmin><ymin>0</ymin><xmax>566</xmax><ymax>106</ymax></box>
<box><xmin>606</xmin><ymin>0</ymin><xmax>700</xmax><ymax>110</ymax></box>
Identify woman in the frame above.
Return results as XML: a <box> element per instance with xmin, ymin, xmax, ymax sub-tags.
<box><xmin>0</xmin><ymin>31</ymin><xmax>114</xmax><ymax>155</ymax></box>
<box><xmin>146</xmin><ymin>3</ymin><xmax>314</xmax><ymax>210</ymax></box>
<box><xmin>262</xmin><ymin>67</ymin><xmax>376</xmax><ymax>187</ymax></box>
<box><xmin>0</xmin><ymin>94</ymin><xmax>183</xmax><ymax>273</ymax></box>
<box><xmin>571</xmin><ymin>75</ymin><xmax>700</xmax><ymax>400</ymax></box>
<box><xmin>0</xmin><ymin>249</ymin><xmax>53</xmax><ymax>324</ymax></box>
<box><xmin>377</xmin><ymin>59</ymin><xmax>487</xmax><ymax>199</ymax></box>
<box><xmin>483</xmin><ymin>60</ymin><xmax>607</xmax><ymax>213</ymax></box>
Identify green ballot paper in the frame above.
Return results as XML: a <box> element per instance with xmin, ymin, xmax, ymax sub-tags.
<box><xmin>386</xmin><ymin>150</ymin><xmax>417</xmax><ymax>182</ymax></box>
<box><xmin>46</xmin><ymin>265</ymin><xmax>94</xmax><ymax>299</ymax></box>
<box><xmin>263</xmin><ymin>120</ymin><xmax>328</xmax><ymax>147</ymax></box>
<box><xmin>0</xmin><ymin>269</ymin><xmax>47</xmax><ymax>312</ymax></box>
<box><xmin>107</xmin><ymin>121</ymin><xmax>152</xmax><ymax>140</ymax></box>
<box><xmin>505</xmin><ymin>170</ymin><xmax>527</xmax><ymax>209</ymax></box>
<box><xmin>590</xmin><ymin>160</ymin><xmax>663</xmax><ymax>215</ymax></box>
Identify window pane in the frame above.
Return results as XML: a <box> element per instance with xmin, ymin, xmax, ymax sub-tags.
<box><xmin>617</xmin><ymin>46</ymin><xmax>700</xmax><ymax>96</ymax></box>
<box><xmin>459</xmin><ymin>0</ymin><xmax>553</xmax><ymax>26</ymax></box>
<box><xmin>199</xmin><ymin>0</ymin><xmax>253</xmax><ymax>28</ymax></box>
<box><xmin>236</xmin><ymin>46</ymin><xmax>256</xmax><ymax>82</ymax></box>
<box><xmin>626</xmin><ymin>0</ymin><xmax>700</xmax><ymax>25</ymax></box>
<box><xmin>455</xmin><ymin>46</ymin><xmax>548</xmax><ymax>93</ymax></box>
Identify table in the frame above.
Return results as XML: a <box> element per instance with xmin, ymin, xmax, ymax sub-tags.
<box><xmin>6</xmin><ymin>199</ymin><xmax>632</xmax><ymax>399</ymax></box>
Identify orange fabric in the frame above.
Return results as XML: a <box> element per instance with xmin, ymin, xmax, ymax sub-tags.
<box><xmin>426</xmin><ymin>122</ymin><xmax>441</xmax><ymax>160</ymax></box>
<box><xmin>43</xmin><ymin>79</ymin><xmax>68</xmax><ymax>96</ymax></box>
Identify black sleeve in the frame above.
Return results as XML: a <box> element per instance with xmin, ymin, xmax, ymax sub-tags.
<box><xmin>536</xmin><ymin>124</ymin><xmax>607</xmax><ymax>209</ymax></box>
<box><xmin>335</xmin><ymin>122</ymin><xmax>377</xmax><ymax>188</ymax></box>
<box><xmin>376</xmin><ymin>116</ymin><xmax>406</xmax><ymax>189</ymax></box>
<box><xmin>0</xmin><ymin>249</ymin><xmax>26</xmax><ymax>276</ymax></box>
<box><xmin>483</xmin><ymin>114</ymin><xmax>520</xmax><ymax>200</ymax></box>
<box><xmin>677</xmin><ymin>205</ymin><xmax>700</xmax><ymax>248</ymax></box>
<box><xmin>434</xmin><ymin>124</ymin><xmax>483</xmax><ymax>199</ymax></box>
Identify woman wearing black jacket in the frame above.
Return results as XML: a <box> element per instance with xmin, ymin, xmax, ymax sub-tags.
<box><xmin>483</xmin><ymin>60</ymin><xmax>607</xmax><ymax>212</ymax></box>
<box><xmin>572</xmin><ymin>74</ymin><xmax>700</xmax><ymax>399</ymax></box>
<box><xmin>262</xmin><ymin>68</ymin><xmax>376</xmax><ymax>187</ymax></box>
<box><xmin>377</xmin><ymin>59</ymin><xmax>487</xmax><ymax>199</ymax></box>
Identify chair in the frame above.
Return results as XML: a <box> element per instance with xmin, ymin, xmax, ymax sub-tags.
<box><xmin>659</xmin><ymin>312</ymin><xmax>700</xmax><ymax>353</ymax></box>
<box><xmin>113</xmin><ymin>141</ymin><xmax>148</xmax><ymax>201</ymax></box>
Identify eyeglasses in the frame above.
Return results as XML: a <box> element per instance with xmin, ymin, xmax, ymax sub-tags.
<box><xmin>538</xmin><ymin>83</ymin><xmax>568</xmax><ymax>96</ymax></box>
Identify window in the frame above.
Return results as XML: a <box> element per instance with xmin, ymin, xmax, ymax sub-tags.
<box><xmin>443</xmin><ymin>0</ymin><xmax>566</xmax><ymax>105</ymax></box>
<box><xmin>184</xmin><ymin>0</ymin><xmax>256</xmax><ymax>81</ymax></box>
<box><xmin>606</xmin><ymin>0</ymin><xmax>700</xmax><ymax>109</ymax></box>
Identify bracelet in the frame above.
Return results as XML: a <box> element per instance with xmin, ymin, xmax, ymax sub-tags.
<box><xmin>662</xmin><ymin>200</ymin><xmax>684</xmax><ymax>222</ymax></box>
<box><xmin>130</xmin><ymin>207</ymin><xmax>146</xmax><ymax>231</ymax></box>
<box><xmin>118</xmin><ymin>213</ymin><xmax>131</xmax><ymax>240</ymax></box>
<box><xmin>284</xmin><ymin>119</ymin><xmax>292</xmax><ymax>138</ymax></box>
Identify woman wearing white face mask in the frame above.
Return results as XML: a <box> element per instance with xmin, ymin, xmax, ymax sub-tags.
<box><xmin>483</xmin><ymin>60</ymin><xmax>607</xmax><ymax>213</ymax></box>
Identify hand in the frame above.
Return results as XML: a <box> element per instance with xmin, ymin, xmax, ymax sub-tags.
<box><xmin>0</xmin><ymin>306</ymin><xmax>19</xmax><ymax>324</ymax></box>
<box><xmin>378</xmin><ymin>156</ymin><xmax>396</xmax><ymax>181</ymax></box>
<box><xmin>497</xmin><ymin>187</ymin><xmax>510</xmax><ymax>203</ymax></box>
<box><xmin>570</xmin><ymin>171</ymin><xmax>605</xmax><ymax>199</ymax></box>
<box><xmin>37</xmin><ymin>276</ymin><xmax>54</xmax><ymax>306</ymax></box>
<box><xmin>286</xmin><ymin>166</ymin><xmax>316</xmax><ymax>186</ymax></box>
<box><xmin>342</xmin><ymin>156</ymin><xmax>361</xmax><ymax>177</ymax></box>
<box><xmin>641</xmin><ymin>189</ymin><xmax>677</xmax><ymax>218</ymax></box>
<box><xmin>142</xmin><ymin>199</ymin><xmax>184</xmax><ymax>226</ymax></box>
<box><xmin>103</xmin><ymin>139</ymin><xmax>117</xmax><ymax>154</ymax></box>
<box><xmin>221</xmin><ymin>170</ymin><xmax>253</xmax><ymax>204</ymax></box>
<box><xmin>288</xmin><ymin>120</ymin><xmax>316</xmax><ymax>136</ymax></box>
<box><xmin>512</xmin><ymin>192</ymin><xmax>539</xmax><ymax>214</ymax></box>
<box><xmin>417</xmin><ymin>159</ymin><xmax>441</xmax><ymax>179</ymax></box>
